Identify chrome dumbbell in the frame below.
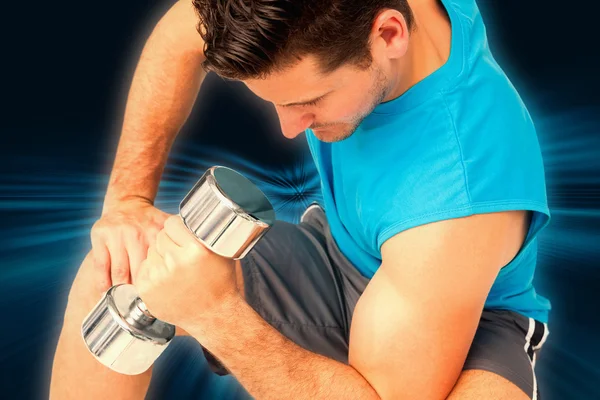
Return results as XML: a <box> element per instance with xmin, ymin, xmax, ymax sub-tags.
<box><xmin>81</xmin><ymin>166</ymin><xmax>275</xmax><ymax>375</ymax></box>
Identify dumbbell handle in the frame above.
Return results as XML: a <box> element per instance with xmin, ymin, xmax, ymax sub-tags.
<box><xmin>127</xmin><ymin>297</ymin><xmax>155</xmax><ymax>326</ymax></box>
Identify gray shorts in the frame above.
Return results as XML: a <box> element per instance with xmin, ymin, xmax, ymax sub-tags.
<box><xmin>203</xmin><ymin>204</ymin><xmax>549</xmax><ymax>399</ymax></box>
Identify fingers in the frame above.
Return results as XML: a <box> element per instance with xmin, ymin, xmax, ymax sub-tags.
<box><xmin>135</xmin><ymin>258</ymin><xmax>153</xmax><ymax>296</ymax></box>
<box><xmin>137</xmin><ymin>244</ymin><xmax>169</xmax><ymax>287</ymax></box>
<box><xmin>154</xmin><ymin>209</ymin><xmax>172</xmax><ymax>227</ymax></box>
<box><xmin>163</xmin><ymin>215</ymin><xmax>200</xmax><ymax>248</ymax></box>
<box><xmin>155</xmin><ymin>229</ymin><xmax>180</xmax><ymax>256</ymax></box>
<box><xmin>146</xmin><ymin>244</ymin><xmax>163</xmax><ymax>265</ymax></box>
<box><xmin>90</xmin><ymin>209</ymin><xmax>174</xmax><ymax>290</ymax></box>
<box><xmin>107</xmin><ymin>239</ymin><xmax>131</xmax><ymax>286</ymax></box>
<box><xmin>127</xmin><ymin>236</ymin><xmax>148</xmax><ymax>283</ymax></box>
<box><xmin>156</xmin><ymin>229</ymin><xmax>187</xmax><ymax>272</ymax></box>
<box><xmin>90</xmin><ymin>237</ymin><xmax>111</xmax><ymax>292</ymax></box>
<box><xmin>137</xmin><ymin>247</ymin><xmax>158</xmax><ymax>283</ymax></box>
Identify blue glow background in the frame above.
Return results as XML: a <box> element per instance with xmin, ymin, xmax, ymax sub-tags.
<box><xmin>1</xmin><ymin>1</ymin><xmax>598</xmax><ymax>399</ymax></box>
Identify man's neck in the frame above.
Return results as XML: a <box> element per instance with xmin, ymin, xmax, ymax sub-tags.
<box><xmin>384</xmin><ymin>0</ymin><xmax>452</xmax><ymax>102</ymax></box>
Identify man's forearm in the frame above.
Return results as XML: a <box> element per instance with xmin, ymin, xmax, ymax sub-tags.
<box><xmin>192</xmin><ymin>299</ymin><xmax>380</xmax><ymax>400</ymax></box>
<box><xmin>104</xmin><ymin>0</ymin><xmax>206</xmax><ymax>208</ymax></box>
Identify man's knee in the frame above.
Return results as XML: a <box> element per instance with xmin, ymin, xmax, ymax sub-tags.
<box><xmin>447</xmin><ymin>369</ymin><xmax>530</xmax><ymax>400</ymax></box>
<box><xmin>51</xmin><ymin>250</ymin><xmax>152</xmax><ymax>399</ymax></box>
<box><xmin>63</xmin><ymin>251</ymin><xmax>107</xmax><ymax>326</ymax></box>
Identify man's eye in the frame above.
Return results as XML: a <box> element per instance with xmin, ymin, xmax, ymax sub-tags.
<box><xmin>302</xmin><ymin>99</ymin><xmax>320</xmax><ymax>107</ymax></box>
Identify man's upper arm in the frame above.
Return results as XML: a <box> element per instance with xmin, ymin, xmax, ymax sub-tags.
<box><xmin>348</xmin><ymin>211</ymin><xmax>530</xmax><ymax>400</ymax></box>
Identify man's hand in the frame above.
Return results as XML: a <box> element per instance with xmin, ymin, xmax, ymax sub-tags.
<box><xmin>90</xmin><ymin>198</ymin><xmax>171</xmax><ymax>291</ymax></box>
<box><xmin>135</xmin><ymin>215</ymin><xmax>240</xmax><ymax>335</ymax></box>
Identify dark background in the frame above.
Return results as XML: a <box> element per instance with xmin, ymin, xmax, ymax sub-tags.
<box><xmin>1</xmin><ymin>1</ymin><xmax>599</xmax><ymax>399</ymax></box>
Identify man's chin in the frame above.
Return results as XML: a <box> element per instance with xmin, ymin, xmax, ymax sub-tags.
<box><xmin>312</xmin><ymin>126</ymin><xmax>355</xmax><ymax>143</ymax></box>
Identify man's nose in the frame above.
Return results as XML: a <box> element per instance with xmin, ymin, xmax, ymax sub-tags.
<box><xmin>275</xmin><ymin>107</ymin><xmax>314</xmax><ymax>139</ymax></box>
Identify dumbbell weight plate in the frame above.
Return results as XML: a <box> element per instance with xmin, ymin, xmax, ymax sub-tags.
<box><xmin>82</xmin><ymin>284</ymin><xmax>176</xmax><ymax>375</ymax></box>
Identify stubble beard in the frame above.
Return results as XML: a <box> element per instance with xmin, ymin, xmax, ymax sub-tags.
<box><xmin>316</xmin><ymin>66</ymin><xmax>389</xmax><ymax>143</ymax></box>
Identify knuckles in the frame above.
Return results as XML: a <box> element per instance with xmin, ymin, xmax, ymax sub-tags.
<box><xmin>187</xmin><ymin>241</ymin><xmax>210</xmax><ymax>260</ymax></box>
<box><xmin>163</xmin><ymin>251</ymin><xmax>178</xmax><ymax>271</ymax></box>
<box><xmin>112</xmin><ymin>266</ymin><xmax>129</xmax><ymax>280</ymax></box>
<box><xmin>163</xmin><ymin>215</ymin><xmax>181</xmax><ymax>232</ymax></box>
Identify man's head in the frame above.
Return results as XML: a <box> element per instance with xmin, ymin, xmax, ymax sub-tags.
<box><xmin>193</xmin><ymin>0</ymin><xmax>415</xmax><ymax>142</ymax></box>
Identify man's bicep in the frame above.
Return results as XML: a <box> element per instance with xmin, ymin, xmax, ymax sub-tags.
<box><xmin>348</xmin><ymin>270</ymin><xmax>477</xmax><ymax>400</ymax></box>
<box><xmin>348</xmin><ymin>211</ymin><xmax>529</xmax><ymax>399</ymax></box>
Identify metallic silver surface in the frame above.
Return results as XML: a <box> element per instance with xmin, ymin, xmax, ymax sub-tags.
<box><xmin>82</xmin><ymin>166</ymin><xmax>275</xmax><ymax>375</ymax></box>
<box><xmin>81</xmin><ymin>284</ymin><xmax>175</xmax><ymax>375</ymax></box>
<box><xmin>180</xmin><ymin>166</ymin><xmax>275</xmax><ymax>259</ymax></box>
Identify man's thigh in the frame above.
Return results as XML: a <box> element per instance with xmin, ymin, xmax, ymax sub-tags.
<box><xmin>238</xmin><ymin>211</ymin><xmax>358</xmax><ymax>363</ymax></box>
<box><xmin>448</xmin><ymin>370</ymin><xmax>529</xmax><ymax>400</ymax></box>
<box><xmin>458</xmin><ymin>309</ymin><xmax>548</xmax><ymax>399</ymax></box>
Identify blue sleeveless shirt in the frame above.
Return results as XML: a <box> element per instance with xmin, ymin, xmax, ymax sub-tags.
<box><xmin>305</xmin><ymin>0</ymin><xmax>551</xmax><ymax>322</ymax></box>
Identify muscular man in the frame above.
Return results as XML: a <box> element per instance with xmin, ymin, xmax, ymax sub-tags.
<box><xmin>50</xmin><ymin>0</ymin><xmax>551</xmax><ymax>399</ymax></box>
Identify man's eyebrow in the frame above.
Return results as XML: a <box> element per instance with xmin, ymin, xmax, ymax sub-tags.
<box><xmin>277</xmin><ymin>91</ymin><xmax>332</xmax><ymax>107</ymax></box>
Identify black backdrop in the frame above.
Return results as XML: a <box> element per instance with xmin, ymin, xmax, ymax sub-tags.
<box><xmin>1</xmin><ymin>1</ymin><xmax>599</xmax><ymax>399</ymax></box>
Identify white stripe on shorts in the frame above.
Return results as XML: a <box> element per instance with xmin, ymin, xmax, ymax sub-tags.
<box><xmin>524</xmin><ymin>317</ymin><xmax>539</xmax><ymax>400</ymax></box>
<box><xmin>532</xmin><ymin>322</ymin><xmax>549</xmax><ymax>368</ymax></box>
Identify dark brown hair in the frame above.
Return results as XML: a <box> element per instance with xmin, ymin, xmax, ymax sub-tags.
<box><xmin>193</xmin><ymin>0</ymin><xmax>414</xmax><ymax>80</ymax></box>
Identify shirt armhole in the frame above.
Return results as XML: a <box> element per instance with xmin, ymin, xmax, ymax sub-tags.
<box><xmin>376</xmin><ymin>200</ymin><xmax>551</xmax><ymax>253</ymax></box>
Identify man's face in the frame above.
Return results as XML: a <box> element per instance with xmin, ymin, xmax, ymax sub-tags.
<box><xmin>244</xmin><ymin>55</ymin><xmax>390</xmax><ymax>142</ymax></box>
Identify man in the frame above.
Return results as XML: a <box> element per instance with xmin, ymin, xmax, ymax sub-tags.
<box><xmin>50</xmin><ymin>0</ymin><xmax>551</xmax><ymax>399</ymax></box>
